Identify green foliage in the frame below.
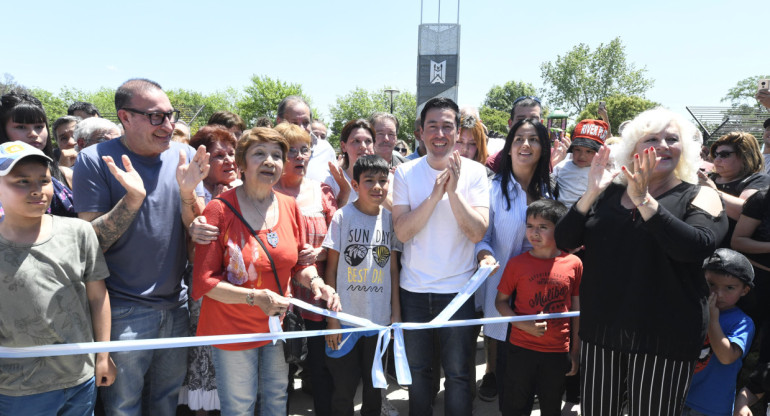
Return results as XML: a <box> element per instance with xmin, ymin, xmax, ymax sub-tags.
<box><xmin>327</xmin><ymin>87</ymin><xmax>416</xmax><ymax>150</ymax></box>
<box><xmin>28</xmin><ymin>88</ymin><xmax>69</xmax><ymax>122</ymax></box>
<box><xmin>236</xmin><ymin>75</ymin><xmax>308</xmax><ymax>126</ymax></box>
<box><xmin>166</xmin><ymin>88</ymin><xmax>237</xmax><ymax>130</ymax></box>
<box><xmin>722</xmin><ymin>75</ymin><xmax>770</xmax><ymax>108</ymax></box>
<box><xmin>540</xmin><ymin>37</ymin><xmax>654</xmax><ymax>116</ymax></box>
<box><xmin>482</xmin><ymin>81</ymin><xmax>538</xmax><ymax>113</ymax></box>
<box><xmin>576</xmin><ymin>94</ymin><xmax>658</xmax><ymax>135</ymax></box>
<box><xmin>479</xmin><ymin>106</ymin><xmax>510</xmax><ymax>135</ymax></box>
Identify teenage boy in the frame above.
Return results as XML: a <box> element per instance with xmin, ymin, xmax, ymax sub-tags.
<box><xmin>495</xmin><ymin>199</ymin><xmax>581</xmax><ymax>415</ymax></box>
<box><xmin>322</xmin><ymin>155</ymin><xmax>401</xmax><ymax>416</ymax></box>
<box><xmin>0</xmin><ymin>141</ymin><xmax>114</xmax><ymax>414</ymax></box>
<box><xmin>552</xmin><ymin>119</ymin><xmax>609</xmax><ymax>208</ymax></box>
<box><xmin>684</xmin><ymin>248</ymin><xmax>755</xmax><ymax>416</ymax></box>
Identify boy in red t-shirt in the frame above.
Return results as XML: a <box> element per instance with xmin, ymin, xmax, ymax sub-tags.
<box><xmin>495</xmin><ymin>199</ymin><xmax>581</xmax><ymax>415</ymax></box>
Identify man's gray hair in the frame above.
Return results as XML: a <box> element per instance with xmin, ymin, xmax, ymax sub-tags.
<box><xmin>74</xmin><ymin>117</ymin><xmax>120</xmax><ymax>144</ymax></box>
<box><xmin>277</xmin><ymin>95</ymin><xmax>312</xmax><ymax>120</ymax></box>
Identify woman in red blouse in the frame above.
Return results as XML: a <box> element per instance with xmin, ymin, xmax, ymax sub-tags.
<box><xmin>192</xmin><ymin>127</ymin><xmax>340</xmax><ymax>416</ymax></box>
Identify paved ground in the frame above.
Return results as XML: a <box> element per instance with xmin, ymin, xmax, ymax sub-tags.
<box><xmin>287</xmin><ymin>334</ymin><xmax>581</xmax><ymax>415</ymax></box>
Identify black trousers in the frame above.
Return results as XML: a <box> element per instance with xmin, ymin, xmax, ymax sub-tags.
<box><xmin>580</xmin><ymin>340</ymin><xmax>695</xmax><ymax>416</ymax></box>
<box><xmin>326</xmin><ymin>335</ymin><xmax>382</xmax><ymax>416</ymax></box>
<box><xmin>304</xmin><ymin>320</ymin><xmax>333</xmax><ymax>416</ymax></box>
<box><xmin>503</xmin><ymin>343</ymin><xmax>569</xmax><ymax>416</ymax></box>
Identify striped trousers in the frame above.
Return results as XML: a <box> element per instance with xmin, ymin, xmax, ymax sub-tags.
<box><xmin>580</xmin><ymin>341</ymin><xmax>695</xmax><ymax>416</ymax></box>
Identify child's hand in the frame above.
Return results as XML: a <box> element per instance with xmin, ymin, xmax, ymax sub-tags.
<box><xmin>325</xmin><ymin>318</ymin><xmax>342</xmax><ymax>350</ymax></box>
<box><xmin>95</xmin><ymin>354</ymin><xmax>117</xmax><ymax>387</ymax></box>
<box><xmin>708</xmin><ymin>292</ymin><xmax>720</xmax><ymax>322</ymax></box>
<box><xmin>478</xmin><ymin>254</ymin><xmax>499</xmax><ymax>275</ymax></box>
<box><xmin>514</xmin><ymin>317</ymin><xmax>547</xmax><ymax>337</ymax></box>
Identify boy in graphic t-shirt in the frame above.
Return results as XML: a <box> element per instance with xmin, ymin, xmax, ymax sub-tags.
<box><xmin>495</xmin><ymin>199</ymin><xmax>581</xmax><ymax>415</ymax></box>
<box><xmin>322</xmin><ymin>155</ymin><xmax>402</xmax><ymax>416</ymax></box>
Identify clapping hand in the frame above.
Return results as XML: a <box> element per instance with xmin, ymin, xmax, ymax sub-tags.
<box><xmin>550</xmin><ymin>136</ymin><xmax>571</xmax><ymax>168</ymax></box>
<box><xmin>102</xmin><ymin>155</ymin><xmax>146</xmax><ymax>206</ymax></box>
<box><xmin>328</xmin><ymin>161</ymin><xmax>351</xmax><ymax>194</ymax></box>
<box><xmin>622</xmin><ymin>146</ymin><xmax>657</xmax><ymax>205</ymax></box>
<box><xmin>697</xmin><ymin>169</ymin><xmax>717</xmax><ymax>191</ymax></box>
<box><xmin>176</xmin><ymin>146</ymin><xmax>210</xmax><ymax>195</ymax></box>
<box><xmin>446</xmin><ymin>151</ymin><xmax>462</xmax><ymax>194</ymax></box>
<box><xmin>585</xmin><ymin>145</ymin><xmax>618</xmax><ymax>196</ymax></box>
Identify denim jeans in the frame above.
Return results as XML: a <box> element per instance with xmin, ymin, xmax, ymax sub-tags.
<box><xmin>211</xmin><ymin>341</ymin><xmax>289</xmax><ymax>416</ymax></box>
<box><xmin>100</xmin><ymin>303</ymin><xmax>189</xmax><ymax>416</ymax></box>
<box><xmin>400</xmin><ymin>288</ymin><xmax>475</xmax><ymax>416</ymax></box>
<box><xmin>0</xmin><ymin>377</ymin><xmax>95</xmax><ymax>416</ymax></box>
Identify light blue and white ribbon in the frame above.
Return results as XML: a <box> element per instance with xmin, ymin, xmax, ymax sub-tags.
<box><xmin>0</xmin><ymin>262</ymin><xmax>579</xmax><ymax>389</ymax></box>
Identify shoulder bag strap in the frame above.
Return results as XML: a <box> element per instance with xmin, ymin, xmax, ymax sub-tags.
<box><xmin>214</xmin><ymin>196</ymin><xmax>283</xmax><ymax>294</ymax></box>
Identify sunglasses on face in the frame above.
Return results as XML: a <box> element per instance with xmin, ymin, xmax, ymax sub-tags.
<box><xmin>713</xmin><ymin>151</ymin><xmax>735</xmax><ymax>159</ymax></box>
<box><xmin>395</xmin><ymin>146</ymin><xmax>407</xmax><ymax>153</ymax></box>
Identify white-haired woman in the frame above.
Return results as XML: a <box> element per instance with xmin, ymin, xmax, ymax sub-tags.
<box><xmin>555</xmin><ymin>108</ymin><xmax>728</xmax><ymax>416</ymax></box>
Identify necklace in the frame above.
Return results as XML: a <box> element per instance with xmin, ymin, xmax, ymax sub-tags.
<box><xmin>253</xmin><ymin>192</ymin><xmax>279</xmax><ymax>248</ymax></box>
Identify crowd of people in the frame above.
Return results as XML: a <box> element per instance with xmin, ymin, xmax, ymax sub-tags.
<box><xmin>1</xmin><ymin>78</ymin><xmax>770</xmax><ymax>416</ymax></box>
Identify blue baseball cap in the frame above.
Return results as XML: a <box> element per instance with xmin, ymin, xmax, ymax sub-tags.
<box><xmin>0</xmin><ymin>141</ymin><xmax>52</xmax><ymax>176</ymax></box>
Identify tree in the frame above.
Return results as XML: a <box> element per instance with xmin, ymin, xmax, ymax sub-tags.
<box><xmin>327</xmin><ymin>87</ymin><xmax>416</xmax><ymax>150</ymax></box>
<box><xmin>479</xmin><ymin>106</ymin><xmax>509</xmax><ymax>135</ymax></box>
<box><xmin>0</xmin><ymin>73</ymin><xmax>27</xmax><ymax>96</ymax></box>
<box><xmin>236</xmin><ymin>75</ymin><xmax>309</xmax><ymax>126</ymax></box>
<box><xmin>540</xmin><ymin>37</ymin><xmax>654</xmax><ymax>115</ymax></box>
<box><xmin>28</xmin><ymin>88</ymin><xmax>69</xmax><ymax>121</ymax></box>
<box><xmin>722</xmin><ymin>75</ymin><xmax>770</xmax><ymax>108</ymax></box>
<box><xmin>482</xmin><ymin>80</ymin><xmax>538</xmax><ymax>113</ymax></box>
<box><xmin>166</xmin><ymin>88</ymin><xmax>237</xmax><ymax>130</ymax></box>
<box><xmin>576</xmin><ymin>94</ymin><xmax>658</xmax><ymax>135</ymax></box>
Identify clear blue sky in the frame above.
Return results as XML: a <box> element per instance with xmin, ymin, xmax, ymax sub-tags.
<box><xmin>2</xmin><ymin>0</ymin><xmax>766</xmax><ymax>121</ymax></box>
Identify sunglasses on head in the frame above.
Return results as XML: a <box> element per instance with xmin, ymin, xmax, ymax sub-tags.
<box><xmin>512</xmin><ymin>96</ymin><xmax>542</xmax><ymax>106</ymax></box>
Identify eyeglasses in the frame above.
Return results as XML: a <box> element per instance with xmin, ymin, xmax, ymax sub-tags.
<box><xmin>513</xmin><ymin>96</ymin><xmax>542</xmax><ymax>106</ymax></box>
<box><xmin>395</xmin><ymin>146</ymin><xmax>407</xmax><ymax>153</ymax></box>
<box><xmin>122</xmin><ymin>108</ymin><xmax>180</xmax><ymax>126</ymax></box>
<box><xmin>713</xmin><ymin>151</ymin><xmax>735</xmax><ymax>159</ymax></box>
<box><xmin>287</xmin><ymin>146</ymin><xmax>311</xmax><ymax>158</ymax></box>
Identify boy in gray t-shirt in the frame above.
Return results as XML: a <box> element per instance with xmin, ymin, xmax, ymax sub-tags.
<box><xmin>0</xmin><ymin>142</ymin><xmax>113</xmax><ymax>414</ymax></box>
<box><xmin>322</xmin><ymin>155</ymin><xmax>401</xmax><ymax>416</ymax></box>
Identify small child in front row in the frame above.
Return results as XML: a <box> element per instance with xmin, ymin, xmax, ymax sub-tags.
<box><xmin>322</xmin><ymin>155</ymin><xmax>401</xmax><ymax>416</ymax></box>
<box><xmin>495</xmin><ymin>199</ymin><xmax>581</xmax><ymax>416</ymax></box>
<box><xmin>0</xmin><ymin>142</ymin><xmax>115</xmax><ymax>415</ymax></box>
<box><xmin>551</xmin><ymin>119</ymin><xmax>608</xmax><ymax>208</ymax></box>
<box><xmin>683</xmin><ymin>248</ymin><xmax>755</xmax><ymax>416</ymax></box>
